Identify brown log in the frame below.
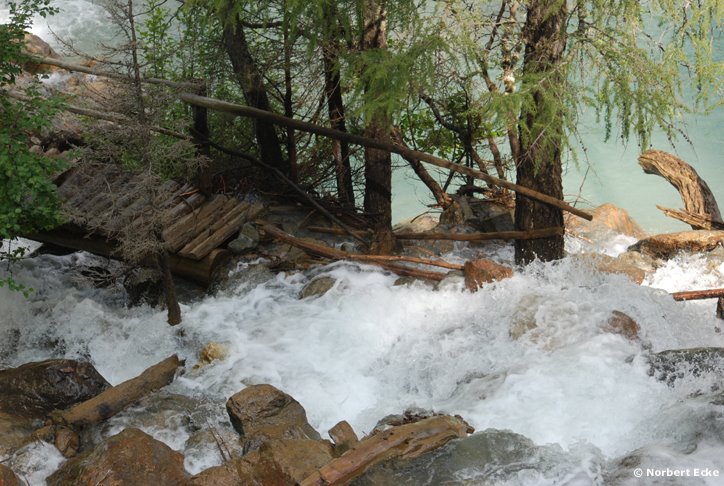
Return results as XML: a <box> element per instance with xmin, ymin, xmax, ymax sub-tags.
<box><xmin>50</xmin><ymin>355</ymin><xmax>184</xmax><ymax>427</ymax></box>
<box><xmin>177</xmin><ymin>200</ymin><xmax>248</xmax><ymax>257</ymax></box>
<box><xmin>179</xmin><ymin>93</ymin><xmax>593</xmax><ymax>221</ymax></box>
<box><xmin>306</xmin><ymin>225</ymin><xmax>372</xmax><ymax>239</ymax></box>
<box><xmin>162</xmin><ymin>195</ymin><xmax>228</xmax><ymax>251</ymax></box>
<box><xmin>261</xmin><ymin>224</ymin><xmax>450</xmax><ymax>280</ymax></box>
<box><xmin>181</xmin><ymin>203</ymin><xmax>265</xmax><ymax>260</ymax></box>
<box><xmin>395</xmin><ymin>227</ymin><xmax>564</xmax><ymax>241</ymax></box>
<box><xmin>671</xmin><ymin>288</ymin><xmax>724</xmax><ymax>301</ymax></box>
<box><xmin>639</xmin><ymin>150</ymin><xmax>723</xmax><ymax>229</ymax></box>
<box><xmin>300</xmin><ymin>415</ymin><xmax>471</xmax><ymax>486</ymax></box>
<box><xmin>656</xmin><ymin>205</ymin><xmax>724</xmax><ymax>231</ymax></box>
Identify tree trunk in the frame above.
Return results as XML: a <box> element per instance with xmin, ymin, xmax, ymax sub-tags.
<box><xmin>514</xmin><ymin>1</ymin><xmax>568</xmax><ymax>264</ymax></box>
<box><xmin>221</xmin><ymin>14</ymin><xmax>287</xmax><ymax>176</ymax></box>
<box><xmin>323</xmin><ymin>1</ymin><xmax>355</xmax><ymax>208</ymax></box>
<box><xmin>362</xmin><ymin>0</ymin><xmax>394</xmax><ymax>253</ymax></box>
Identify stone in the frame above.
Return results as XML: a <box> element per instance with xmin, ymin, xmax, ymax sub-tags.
<box><xmin>0</xmin><ymin>412</ymin><xmax>35</xmax><ymax>457</ymax></box>
<box><xmin>54</xmin><ymin>426</ymin><xmax>80</xmax><ymax>458</ymax></box>
<box><xmin>566</xmin><ymin>203</ymin><xmax>647</xmax><ymax>239</ymax></box>
<box><xmin>647</xmin><ymin>347</ymin><xmax>724</xmax><ymax>386</ymax></box>
<box><xmin>196</xmin><ymin>342</ymin><xmax>229</xmax><ymax>367</ymax></box>
<box><xmin>603</xmin><ymin>311</ymin><xmax>640</xmax><ymax>340</ymax></box>
<box><xmin>393</xmin><ymin>215</ymin><xmax>439</xmax><ymax>233</ymax></box>
<box><xmin>576</xmin><ymin>252</ymin><xmax>647</xmax><ymax>284</ymax></box>
<box><xmin>226</xmin><ymin>384</ymin><xmax>321</xmax><ymax>453</ymax></box>
<box><xmin>328</xmin><ymin>420</ymin><xmax>359</xmax><ymax>456</ymax></box>
<box><xmin>228</xmin><ymin>223</ymin><xmax>260</xmax><ymax>254</ymax></box>
<box><xmin>630</xmin><ymin>230</ymin><xmax>724</xmax><ymax>259</ymax></box>
<box><xmin>463</xmin><ymin>258</ymin><xmax>513</xmax><ymax>292</ymax></box>
<box><xmin>468</xmin><ymin>199</ymin><xmax>515</xmax><ymax>232</ymax></box>
<box><xmin>0</xmin><ymin>464</ymin><xmax>22</xmax><ymax>486</ymax></box>
<box><xmin>300</xmin><ymin>277</ymin><xmax>336</xmax><ymax>299</ymax></box>
<box><xmin>0</xmin><ymin>359</ymin><xmax>110</xmax><ymax>419</ymax></box>
<box><xmin>46</xmin><ymin>428</ymin><xmax>188</xmax><ymax>486</ymax></box>
<box><xmin>21</xmin><ymin>33</ymin><xmax>61</xmax><ymax>74</ymax></box>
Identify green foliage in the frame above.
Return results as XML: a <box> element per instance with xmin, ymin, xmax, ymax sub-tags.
<box><xmin>1</xmin><ymin>0</ymin><xmax>64</xmax><ymax>293</ymax></box>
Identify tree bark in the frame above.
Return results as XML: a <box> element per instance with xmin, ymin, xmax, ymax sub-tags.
<box><xmin>362</xmin><ymin>0</ymin><xmax>394</xmax><ymax>253</ymax></box>
<box><xmin>158</xmin><ymin>251</ymin><xmax>182</xmax><ymax>325</ymax></box>
<box><xmin>221</xmin><ymin>13</ymin><xmax>287</xmax><ymax>177</ymax></box>
<box><xmin>514</xmin><ymin>1</ymin><xmax>568</xmax><ymax>264</ymax></box>
<box><xmin>322</xmin><ymin>1</ymin><xmax>355</xmax><ymax>208</ymax></box>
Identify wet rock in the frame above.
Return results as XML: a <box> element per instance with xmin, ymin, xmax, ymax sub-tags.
<box><xmin>329</xmin><ymin>420</ymin><xmax>359</xmax><ymax>456</ymax></box>
<box><xmin>468</xmin><ymin>198</ymin><xmax>515</xmax><ymax>232</ymax></box>
<box><xmin>123</xmin><ymin>267</ymin><xmax>163</xmax><ymax>307</ymax></box>
<box><xmin>196</xmin><ymin>342</ymin><xmax>230</xmax><ymax>367</ymax></box>
<box><xmin>436</xmin><ymin>270</ymin><xmax>465</xmax><ymax>291</ymax></box>
<box><xmin>566</xmin><ymin>203</ymin><xmax>647</xmax><ymax>239</ymax></box>
<box><xmin>630</xmin><ymin>230</ymin><xmax>724</xmax><ymax>259</ymax></box>
<box><xmin>187</xmin><ymin>439</ymin><xmax>333</xmax><ymax>486</ymax></box>
<box><xmin>392</xmin><ymin>276</ymin><xmax>437</xmax><ymax>289</ymax></box>
<box><xmin>226</xmin><ymin>384</ymin><xmax>321</xmax><ymax>452</ymax></box>
<box><xmin>393</xmin><ymin>215</ymin><xmax>439</xmax><ymax>233</ymax></box>
<box><xmin>463</xmin><ymin>258</ymin><xmax>513</xmax><ymax>291</ymax></box>
<box><xmin>0</xmin><ymin>412</ymin><xmax>36</xmax><ymax>456</ymax></box>
<box><xmin>22</xmin><ymin>33</ymin><xmax>61</xmax><ymax>74</ymax></box>
<box><xmin>576</xmin><ymin>252</ymin><xmax>648</xmax><ymax>284</ymax></box>
<box><xmin>46</xmin><ymin>428</ymin><xmax>188</xmax><ymax>486</ymax></box>
<box><xmin>603</xmin><ymin>311</ymin><xmax>640</xmax><ymax>340</ymax></box>
<box><xmin>300</xmin><ymin>276</ymin><xmax>336</xmax><ymax>299</ymax></box>
<box><xmin>647</xmin><ymin>347</ymin><xmax>724</xmax><ymax>386</ymax></box>
<box><xmin>54</xmin><ymin>426</ymin><xmax>80</xmax><ymax>458</ymax></box>
<box><xmin>228</xmin><ymin>223</ymin><xmax>260</xmax><ymax>254</ymax></box>
<box><xmin>0</xmin><ymin>464</ymin><xmax>22</xmax><ymax>486</ymax></box>
<box><xmin>0</xmin><ymin>359</ymin><xmax>110</xmax><ymax>418</ymax></box>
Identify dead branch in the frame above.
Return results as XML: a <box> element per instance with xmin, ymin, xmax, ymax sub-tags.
<box><xmin>394</xmin><ymin>227</ymin><xmax>564</xmax><ymax>241</ymax></box>
<box><xmin>671</xmin><ymin>288</ymin><xmax>724</xmax><ymax>302</ymax></box>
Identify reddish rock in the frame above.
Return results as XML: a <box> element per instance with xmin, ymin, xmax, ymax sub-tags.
<box><xmin>631</xmin><ymin>231</ymin><xmax>724</xmax><ymax>259</ymax></box>
<box><xmin>566</xmin><ymin>203</ymin><xmax>647</xmax><ymax>239</ymax></box>
<box><xmin>0</xmin><ymin>464</ymin><xmax>22</xmax><ymax>486</ymax></box>
<box><xmin>226</xmin><ymin>385</ymin><xmax>321</xmax><ymax>452</ymax></box>
<box><xmin>46</xmin><ymin>428</ymin><xmax>187</xmax><ymax>486</ymax></box>
<box><xmin>463</xmin><ymin>258</ymin><xmax>513</xmax><ymax>292</ymax></box>
<box><xmin>603</xmin><ymin>311</ymin><xmax>640</xmax><ymax>340</ymax></box>
<box><xmin>22</xmin><ymin>33</ymin><xmax>61</xmax><ymax>74</ymax></box>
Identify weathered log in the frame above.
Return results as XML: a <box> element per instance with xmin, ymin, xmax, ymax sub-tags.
<box><xmin>306</xmin><ymin>225</ymin><xmax>372</xmax><ymax>239</ymax></box>
<box><xmin>639</xmin><ymin>150</ymin><xmax>723</xmax><ymax>229</ymax></box>
<box><xmin>631</xmin><ymin>231</ymin><xmax>724</xmax><ymax>259</ymax></box>
<box><xmin>261</xmin><ymin>224</ymin><xmax>450</xmax><ymax>280</ymax></box>
<box><xmin>180</xmin><ymin>93</ymin><xmax>593</xmax><ymax>221</ymax></box>
<box><xmin>656</xmin><ymin>205</ymin><xmax>724</xmax><ymax>231</ymax></box>
<box><xmin>395</xmin><ymin>227</ymin><xmax>564</xmax><ymax>241</ymax></box>
<box><xmin>300</xmin><ymin>415</ymin><xmax>471</xmax><ymax>486</ymax></box>
<box><xmin>162</xmin><ymin>194</ymin><xmax>229</xmax><ymax>251</ymax></box>
<box><xmin>50</xmin><ymin>355</ymin><xmax>183</xmax><ymax>427</ymax></box>
<box><xmin>671</xmin><ymin>288</ymin><xmax>724</xmax><ymax>302</ymax></box>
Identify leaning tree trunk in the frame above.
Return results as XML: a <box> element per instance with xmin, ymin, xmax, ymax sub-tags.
<box><xmin>362</xmin><ymin>0</ymin><xmax>394</xmax><ymax>253</ymax></box>
<box><xmin>514</xmin><ymin>0</ymin><xmax>568</xmax><ymax>264</ymax></box>
<box><xmin>222</xmin><ymin>15</ymin><xmax>287</xmax><ymax>177</ymax></box>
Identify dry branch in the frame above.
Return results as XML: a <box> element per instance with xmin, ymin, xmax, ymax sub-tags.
<box><xmin>656</xmin><ymin>206</ymin><xmax>724</xmax><ymax>231</ymax></box>
<box><xmin>670</xmin><ymin>288</ymin><xmax>724</xmax><ymax>302</ymax></box>
<box><xmin>300</xmin><ymin>415</ymin><xmax>471</xmax><ymax>486</ymax></box>
<box><xmin>395</xmin><ymin>227</ymin><xmax>564</xmax><ymax>241</ymax></box>
<box><xmin>49</xmin><ymin>355</ymin><xmax>184</xmax><ymax>427</ymax></box>
<box><xmin>179</xmin><ymin>93</ymin><xmax>592</xmax><ymax>221</ymax></box>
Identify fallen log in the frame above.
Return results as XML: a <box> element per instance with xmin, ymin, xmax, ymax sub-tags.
<box><xmin>49</xmin><ymin>355</ymin><xmax>184</xmax><ymax>427</ymax></box>
<box><xmin>261</xmin><ymin>224</ymin><xmax>450</xmax><ymax>280</ymax></box>
<box><xmin>656</xmin><ymin>205</ymin><xmax>724</xmax><ymax>231</ymax></box>
<box><xmin>639</xmin><ymin>150</ymin><xmax>723</xmax><ymax>229</ymax></box>
<box><xmin>300</xmin><ymin>415</ymin><xmax>472</xmax><ymax>486</ymax></box>
<box><xmin>670</xmin><ymin>288</ymin><xmax>724</xmax><ymax>302</ymax></box>
<box><xmin>180</xmin><ymin>93</ymin><xmax>593</xmax><ymax>221</ymax></box>
<box><xmin>395</xmin><ymin>227</ymin><xmax>564</xmax><ymax>241</ymax></box>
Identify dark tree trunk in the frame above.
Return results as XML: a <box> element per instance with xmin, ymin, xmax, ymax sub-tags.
<box><xmin>158</xmin><ymin>251</ymin><xmax>181</xmax><ymax>325</ymax></box>
<box><xmin>362</xmin><ymin>0</ymin><xmax>394</xmax><ymax>253</ymax></box>
<box><xmin>323</xmin><ymin>1</ymin><xmax>355</xmax><ymax>209</ymax></box>
<box><xmin>514</xmin><ymin>1</ymin><xmax>568</xmax><ymax>264</ymax></box>
<box><xmin>222</xmin><ymin>18</ymin><xmax>287</xmax><ymax>176</ymax></box>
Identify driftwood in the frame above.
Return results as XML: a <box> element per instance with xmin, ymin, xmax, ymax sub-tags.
<box><xmin>395</xmin><ymin>227</ymin><xmax>564</xmax><ymax>241</ymax></box>
<box><xmin>180</xmin><ymin>93</ymin><xmax>593</xmax><ymax>221</ymax></box>
<box><xmin>300</xmin><ymin>415</ymin><xmax>472</xmax><ymax>486</ymax></box>
<box><xmin>261</xmin><ymin>224</ymin><xmax>451</xmax><ymax>280</ymax></box>
<box><xmin>639</xmin><ymin>150</ymin><xmax>723</xmax><ymax>229</ymax></box>
<box><xmin>670</xmin><ymin>288</ymin><xmax>724</xmax><ymax>302</ymax></box>
<box><xmin>49</xmin><ymin>355</ymin><xmax>183</xmax><ymax>428</ymax></box>
<box><xmin>656</xmin><ymin>205</ymin><xmax>724</xmax><ymax>231</ymax></box>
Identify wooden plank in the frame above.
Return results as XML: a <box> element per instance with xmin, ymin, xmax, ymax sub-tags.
<box><xmin>163</xmin><ymin>195</ymin><xmax>229</xmax><ymax>251</ymax></box>
<box><xmin>180</xmin><ymin>203</ymin><xmax>264</xmax><ymax>260</ymax></box>
<box><xmin>163</xmin><ymin>192</ymin><xmax>206</xmax><ymax>221</ymax></box>
<box><xmin>176</xmin><ymin>200</ymin><xmax>249</xmax><ymax>257</ymax></box>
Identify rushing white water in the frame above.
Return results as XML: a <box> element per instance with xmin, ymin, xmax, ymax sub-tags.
<box><xmin>1</xmin><ymin>234</ymin><xmax>723</xmax><ymax>483</ymax></box>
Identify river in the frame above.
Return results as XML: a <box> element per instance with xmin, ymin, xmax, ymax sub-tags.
<box><xmin>2</xmin><ymin>2</ymin><xmax>724</xmax><ymax>485</ymax></box>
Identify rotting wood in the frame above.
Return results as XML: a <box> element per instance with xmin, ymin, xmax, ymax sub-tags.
<box><xmin>639</xmin><ymin>150</ymin><xmax>723</xmax><ymax>229</ymax></box>
<box><xmin>179</xmin><ymin>93</ymin><xmax>593</xmax><ymax>221</ymax></box>
<box><xmin>670</xmin><ymin>288</ymin><xmax>724</xmax><ymax>302</ymax></box>
<box><xmin>162</xmin><ymin>195</ymin><xmax>228</xmax><ymax>251</ymax></box>
<box><xmin>306</xmin><ymin>225</ymin><xmax>372</xmax><ymax>239</ymax></box>
<box><xmin>394</xmin><ymin>227</ymin><xmax>564</xmax><ymax>241</ymax></box>
<box><xmin>261</xmin><ymin>224</ymin><xmax>450</xmax><ymax>280</ymax></box>
<box><xmin>656</xmin><ymin>205</ymin><xmax>724</xmax><ymax>231</ymax></box>
<box><xmin>300</xmin><ymin>415</ymin><xmax>472</xmax><ymax>486</ymax></box>
<box><xmin>177</xmin><ymin>200</ymin><xmax>248</xmax><ymax>255</ymax></box>
<box><xmin>49</xmin><ymin>355</ymin><xmax>184</xmax><ymax>428</ymax></box>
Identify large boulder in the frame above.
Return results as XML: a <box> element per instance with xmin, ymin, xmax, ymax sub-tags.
<box><xmin>463</xmin><ymin>259</ymin><xmax>513</xmax><ymax>292</ymax></box>
<box><xmin>0</xmin><ymin>464</ymin><xmax>22</xmax><ymax>486</ymax></box>
<box><xmin>226</xmin><ymin>384</ymin><xmax>321</xmax><ymax>452</ymax></box>
<box><xmin>630</xmin><ymin>230</ymin><xmax>724</xmax><ymax>259</ymax></box>
<box><xmin>46</xmin><ymin>428</ymin><xmax>188</xmax><ymax>486</ymax></box>
<box><xmin>566</xmin><ymin>203</ymin><xmax>647</xmax><ymax>239</ymax></box>
<box><xmin>187</xmin><ymin>439</ymin><xmax>333</xmax><ymax>486</ymax></box>
<box><xmin>21</xmin><ymin>33</ymin><xmax>61</xmax><ymax>74</ymax></box>
<box><xmin>0</xmin><ymin>359</ymin><xmax>110</xmax><ymax>418</ymax></box>
<box><xmin>0</xmin><ymin>412</ymin><xmax>36</xmax><ymax>456</ymax></box>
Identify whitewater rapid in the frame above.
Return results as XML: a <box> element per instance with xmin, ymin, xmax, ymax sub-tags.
<box><xmin>1</xmin><ymin>234</ymin><xmax>723</xmax><ymax>484</ymax></box>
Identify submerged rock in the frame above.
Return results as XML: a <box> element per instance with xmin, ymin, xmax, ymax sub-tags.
<box><xmin>566</xmin><ymin>203</ymin><xmax>647</xmax><ymax>239</ymax></box>
<box><xmin>46</xmin><ymin>428</ymin><xmax>188</xmax><ymax>486</ymax></box>
<box><xmin>603</xmin><ymin>311</ymin><xmax>640</xmax><ymax>341</ymax></box>
<box><xmin>300</xmin><ymin>276</ymin><xmax>336</xmax><ymax>299</ymax></box>
<box><xmin>123</xmin><ymin>267</ymin><xmax>163</xmax><ymax>307</ymax></box>
<box><xmin>196</xmin><ymin>342</ymin><xmax>230</xmax><ymax>367</ymax></box>
<box><xmin>228</xmin><ymin>223</ymin><xmax>260</xmax><ymax>254</ymax></box>
<box><xmin>463</xmin><ymin>258</ymin><xmax>513</xmax><ymax>292</ymax></box>
<box><xmin>647</xmin><ymin>347</ymin><xmax>724</xmax><ymax>386</ymax></box>
<box><xmin>576</xmin><ymin>252</ymin><xmax>649</xmax><ymax>284</ymax></box>
<box><xmin>0</xmin><ymin>359</ymin><xmax>110</xmax><ymax>418</ymax></box>
<box><xmin>226</xmin><ymin>384</ymin><xmax>321</xmax><ymax>453</ymax></box>
<box><xmin>0</xmin><ymin>412</ymin><xmax>36</xmax><ymax>457</ymax></box>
